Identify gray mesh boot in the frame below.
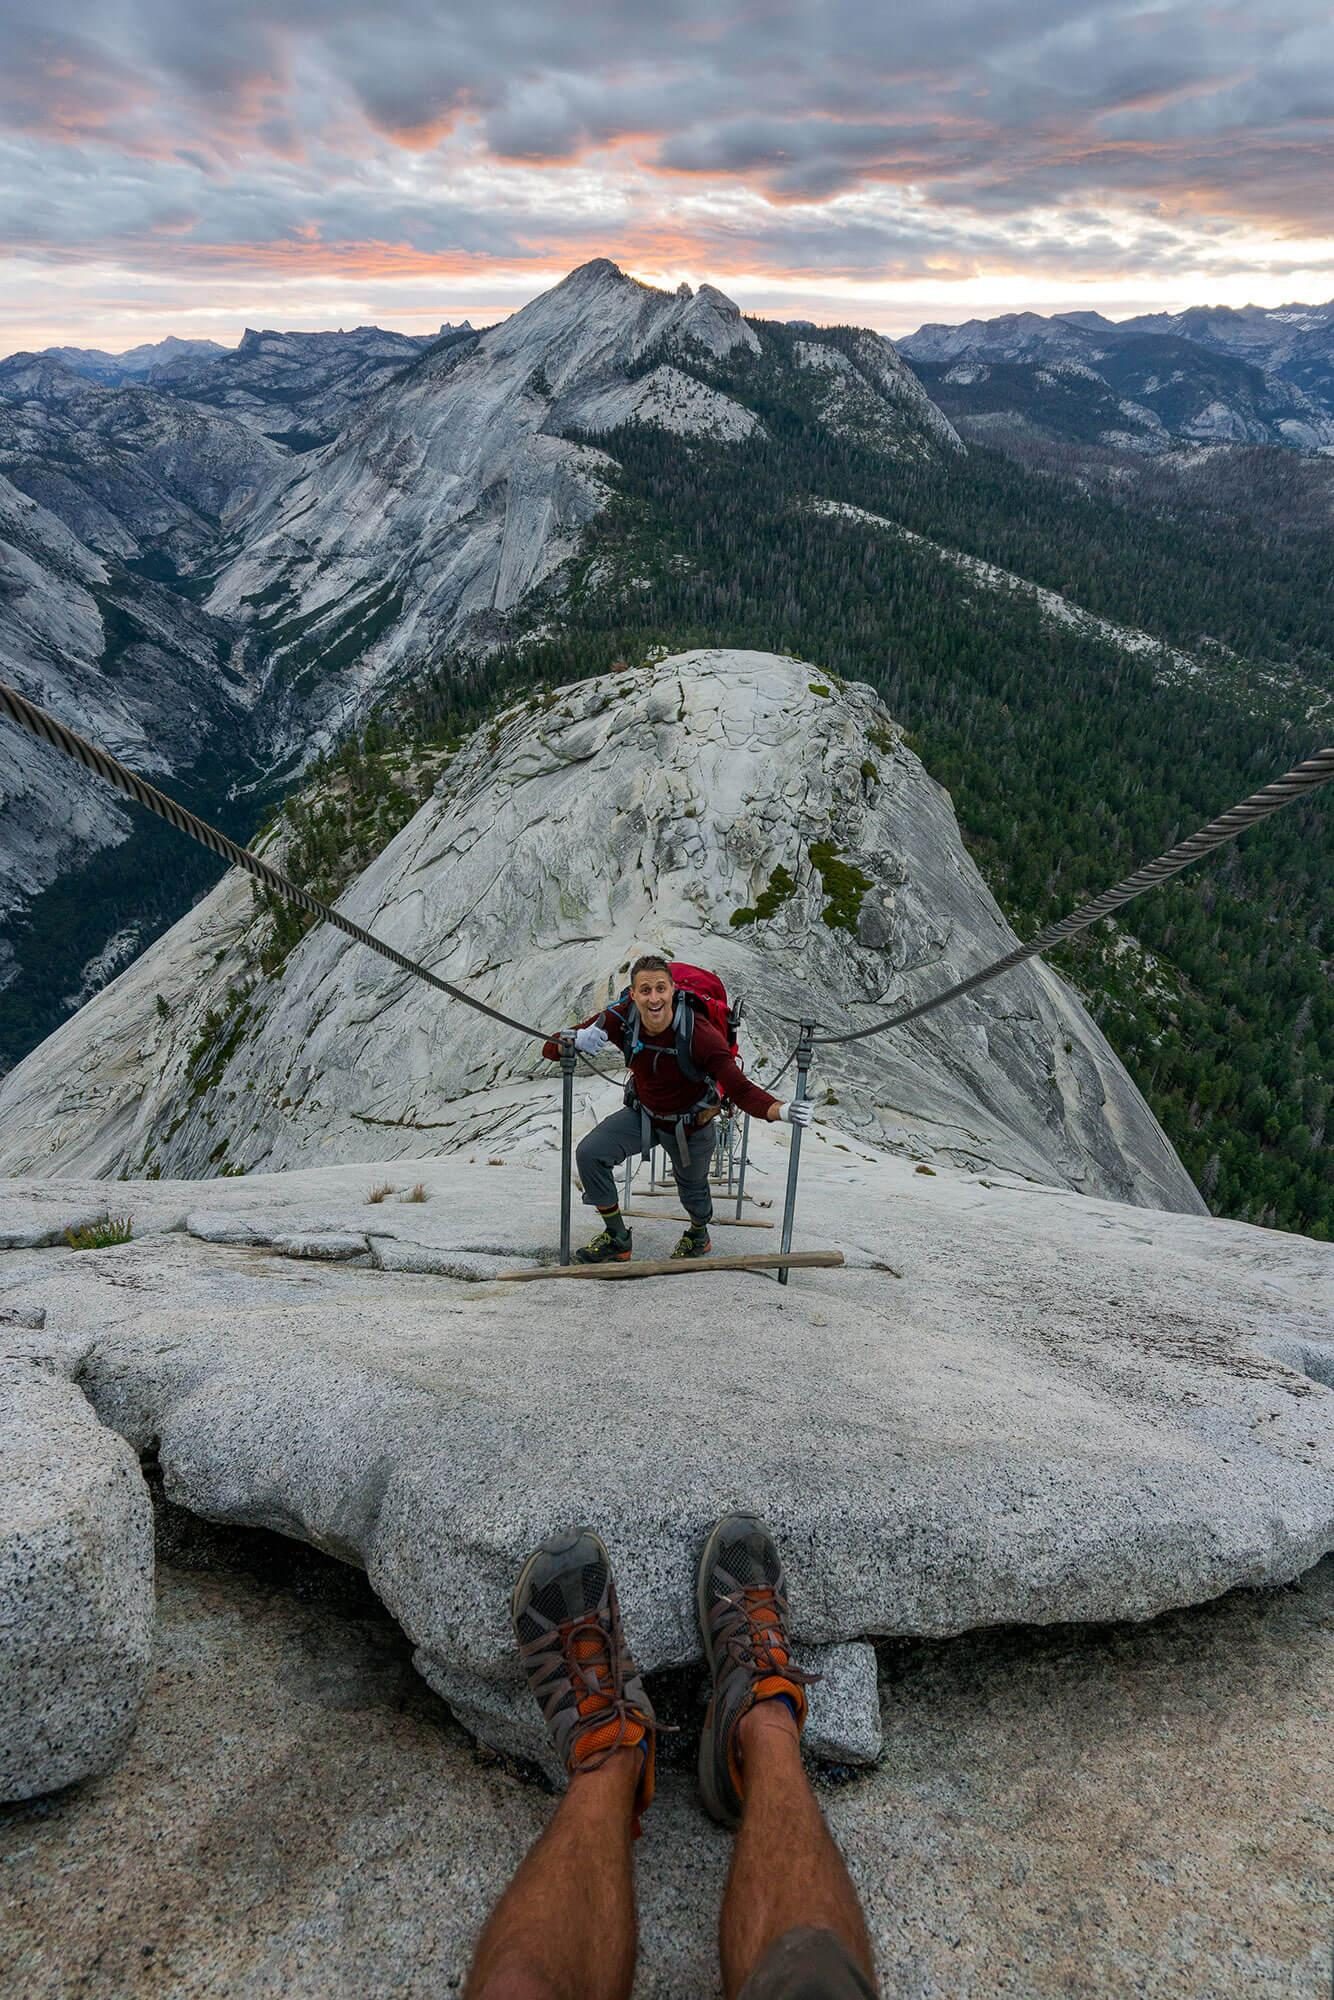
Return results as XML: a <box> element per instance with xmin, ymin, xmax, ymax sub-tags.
<box><xmin>695</xmin><ymin>1512</ymin><xmax>816</xmax><ymax>1827</ymax></box>
<box><xmin>512</xmin><ymin>1527</ymin><xmax>656</xmax><ymax>1826</ymax></box>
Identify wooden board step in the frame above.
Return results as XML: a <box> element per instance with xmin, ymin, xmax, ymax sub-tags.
<box><xmin>499</xmin><ymin>1250</ymin><xmax>844</xmax><ymax>1282</ymax></box>
<box><xmin>622</xmin><ymin>1208</ymin><xmax>773</xmax><ymax>1229</ymax></box>
<box><xmin>637</xmin><ymin>1189</ymin><xmax>769</xmax><ymax>1207</ymax></box>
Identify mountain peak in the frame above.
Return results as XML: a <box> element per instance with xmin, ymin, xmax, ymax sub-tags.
<box><xmin>557</xmin><ymin>257</ymin><xmax>630</xmax><ymax>290</ymax></box>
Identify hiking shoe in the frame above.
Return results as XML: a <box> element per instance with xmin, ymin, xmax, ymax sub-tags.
<box><xmin>574</xmin><ymin>1225</ymin><xmax>632</xmax><ymax>1264</ymax></box>
<box><xmin>696</xmin><ymin>1512</ymin><xmax>815</xmax><ymax>1827</ymax></box>
<box><xmin>512</xmin><ymin>1528</ymin><xmax>655</xmax><ymax>1827</ymax></box>
<box><xmin>671</xmin><ymin>1225</ymin><xmax>712</xmax><ymax>1260</ymax></box>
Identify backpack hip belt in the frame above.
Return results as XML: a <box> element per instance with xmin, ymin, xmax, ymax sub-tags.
<box><xmin>624</xmin><ymin>1075</ymin><xmax>720</xmax><ymax>1173</ymax></box>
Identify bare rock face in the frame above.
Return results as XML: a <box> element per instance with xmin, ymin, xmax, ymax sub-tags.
<box><xmin>0</xmin><ymin>649</ymin><xmax>1203</xmax><ymax>1214</ymax></box>
<box><xmin>204</xmin><ymin>262</ymin><xmax>772</xmax><ymax>769</ymax></box>
<box><xmin>0</xmin><ymin>1360</ymin><xmax>154</xmax><ymax>1801</ymax></box>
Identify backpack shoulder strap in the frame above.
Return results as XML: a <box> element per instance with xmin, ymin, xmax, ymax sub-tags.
<box><xmin>674</xmin><ymin>994</ymin><xmax>709</xmax><ymax>1084</ymax></box>
<box><xmin>617</xmin><ymin>998</ymin><xmax>642</xmax><ymax>1064</ymax></box>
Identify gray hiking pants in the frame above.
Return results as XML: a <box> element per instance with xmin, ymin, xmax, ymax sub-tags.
<box><xmin>576</xmin><ymin>1105</ymin><xmax>715</xmax><ymax>1224</ymax></box>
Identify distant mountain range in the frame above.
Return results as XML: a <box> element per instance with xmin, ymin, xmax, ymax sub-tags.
<box><xmin>899</xmin><ymin>300</ymin><xmax>1334</xmax><ymax>455</ymax></box>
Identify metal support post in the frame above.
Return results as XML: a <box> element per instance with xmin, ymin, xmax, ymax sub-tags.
<box><xmin>648</xmin><ymin>1145</ymin><xmax>657</xmax><ymax>1194</ymax></box>
<box><xmin>725</xmin><ymin>1115</ymin><xmax>736</xmax><ymax>1195</ymax></box>
<box><xmin>734</xmin><ymin>1113</ymin><xmax>751</xmax><ymax>1221</ymax></box>
<box><xmin>559</xmin><ymin>1031</ymin><xmax>577</xmax><ymax>1265</ymax></box>
<box><xmin>622</xmin><ymin>1153</ymin><xmax>632</xmax><ymax>1210</ymax></box>
<box><xmin>777</xmin><ymin>1022</ymin><xmax>815</xmax><ymax>1286</ymax></box>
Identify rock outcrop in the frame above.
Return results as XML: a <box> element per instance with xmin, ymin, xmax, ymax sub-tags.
<box><xmin>1</xmin><ymin>1147</ymin><xmax>1329</xmax><ymax>1775</ymax></box>
<box><xmin>0</xmin><ymin>1350</ymin><xmax>153</xmax><ymax>1801</ymax></box>
<box><xmin>0</xmin><ymin>651</ymin><xmax>1203</xmax><ymax>1212</ymax></box>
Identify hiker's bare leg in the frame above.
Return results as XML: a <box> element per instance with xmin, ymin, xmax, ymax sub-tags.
<box><xmin>718</xmin><ymin>1702</ymin><xmax>876</xmax><ymax>1999</ymax></box>
<box><xmin>466</xmin><ymin>1747</ymin><xmax>640</xmax><ymax>2000</ymax></box>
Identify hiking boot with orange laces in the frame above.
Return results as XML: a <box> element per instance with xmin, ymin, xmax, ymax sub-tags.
<box><xmin>512</xmin><ymin>1528</ymin><xmax>656</xmax><ymax>1830</ymax></box>
<box><xmin>696</xmin><ymin>1512</ymin><xmax>816</xmax><ymax>1827</ymax></box>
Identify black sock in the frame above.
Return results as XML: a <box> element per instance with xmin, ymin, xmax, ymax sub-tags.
<box><xmin>598</xmin><ymin>1205</ymin><xmax>628</xmax><ymax>1237</ymax></box>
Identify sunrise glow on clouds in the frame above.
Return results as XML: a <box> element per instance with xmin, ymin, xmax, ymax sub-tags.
<box><xmin>2</xmin><ymin>0</ymin><xmax>1332</xmax><ymax>354</ymax></box>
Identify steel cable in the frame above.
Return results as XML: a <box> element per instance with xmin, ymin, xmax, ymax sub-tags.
<box><xmin>0</xmin><ymin>678</ymin><xmax>552</xmax><ymax>1044</ymax></box>
<box><xmin>808</xmin><ymin>745</ymin><xmax>1334</xmax><ymax>1045</ymax></box>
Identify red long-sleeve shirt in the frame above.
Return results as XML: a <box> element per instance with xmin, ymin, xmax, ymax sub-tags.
<box><xmin>543</xmin><ymin>1003</ymin><xmax>778</xmax><ymax>1122</ymax></box>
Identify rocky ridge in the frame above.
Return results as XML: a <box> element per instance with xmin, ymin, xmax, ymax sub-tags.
<box><xmin>0</xmin><ymin>650</ymin><xmax>1202</xmax><ymax>1211</ymax></box>
<box><xmin>901</xmin><ymin>307</ymin><xmax>1334</xmax><ymax>454</ymax></box>
<box><xmin>35</xmin><ymin>335</ymin><xmax>230</xmax><ymax>387</ymax></box>
<box><xmin>201</xmin><ymin>263</ymin><xmax>960</xmax><ymax>773</ymax></box>
<box><xmin>143</xmin><ymin>324</ymin><xmax>453</xmax><ymax>446</ymax></box>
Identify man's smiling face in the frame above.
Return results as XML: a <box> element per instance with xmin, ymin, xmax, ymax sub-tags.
<box><xmin>631</xmin><ymin>966</ymin><xmax>674</xmax><ymax>1035</ymax></box>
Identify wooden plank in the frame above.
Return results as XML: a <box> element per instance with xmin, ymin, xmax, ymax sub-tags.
<box><xmin>634</xmin><ymin>1189</ymin><xmax>769</xmax><ymax>1208</ymax></box>
<box><xmin>622</xmin><ymin>1208</ymin><xmax>773</xmax><ymax>1230</ymax></box>
<box><xmin>499</xmin><ymin>1250</ymin><xmax>843</xmax><ymax>1283</ymax></box>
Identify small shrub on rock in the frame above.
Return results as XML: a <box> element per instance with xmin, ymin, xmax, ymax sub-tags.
<box><xmin>66</xmin><ymin>1216</ymin><xmax>133</xmax><ymax>1250</ymax></box>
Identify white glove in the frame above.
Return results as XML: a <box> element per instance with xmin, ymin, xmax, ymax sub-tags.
<box><xmin>574</xmin><ymin>1023</ymin><xmax>609</xmax><ymax>1055</ymax></box>
<box><xmin>779</xmin><ymin>1099</ymin><xmax>814</xmax><ymax>1127</ymax></box>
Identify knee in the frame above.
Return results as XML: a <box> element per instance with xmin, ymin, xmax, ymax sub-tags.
<box><xmin>467</xmin><ymin>1960</ymin><xmax>562</xmax><ymax>2000</ymax></box>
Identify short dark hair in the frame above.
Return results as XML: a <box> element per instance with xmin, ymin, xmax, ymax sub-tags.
<box><xmin>629</xmin><ymin>953</ymin><xmax>672</xmax><ymax>987</ymax></box>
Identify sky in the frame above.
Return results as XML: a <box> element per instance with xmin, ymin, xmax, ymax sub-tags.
<box><xmin>3</xmin><ymin>0</ymin><xmax>1332</xmax><ymax>356</ymax></box>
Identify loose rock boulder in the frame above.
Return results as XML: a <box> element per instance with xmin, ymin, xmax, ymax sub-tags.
<box><xmin>0</xmin><ymin>1362</ymin><xmax>154</xmax><ymax>1801</ymax></box>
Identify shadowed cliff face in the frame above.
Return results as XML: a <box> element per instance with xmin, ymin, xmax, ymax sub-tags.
<box><xmin>0</xmin><ymin>649</ymin><xmax>1202</xmax><ymax>1213</ymax></box>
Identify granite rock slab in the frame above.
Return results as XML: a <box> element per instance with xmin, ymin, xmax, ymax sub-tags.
<box><xmin>0</xmin><ymin>654</ymin><xmax>1204</xmax><ymax>1216</ymax></box>
<box><xmin>0</xmin><ymin>1362</ymin><xmax>154</xmax><ymax>1801</ymax></box>
<box><xmin>2</xmin><ymin>1151</ymin><xmax>1329</xmax><ymax>1778</ymax></box>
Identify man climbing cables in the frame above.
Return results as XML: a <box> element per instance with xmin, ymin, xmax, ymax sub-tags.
<box><xmin>542</xmin><ymin>953</ymin><xmax>813</xmax><ymax>1264</ymax></box>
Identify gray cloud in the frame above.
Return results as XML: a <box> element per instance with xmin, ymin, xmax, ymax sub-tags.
<box><xmin>0</xmin><ymin>0</ymin><xmax>1329</xmax><ymax>347</ymax></box>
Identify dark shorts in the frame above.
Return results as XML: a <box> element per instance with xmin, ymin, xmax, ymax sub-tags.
<box><xmin>738</xmin><ymin>1926</ymin><xmax>877</xmax><ymax>2000</ymax></box>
